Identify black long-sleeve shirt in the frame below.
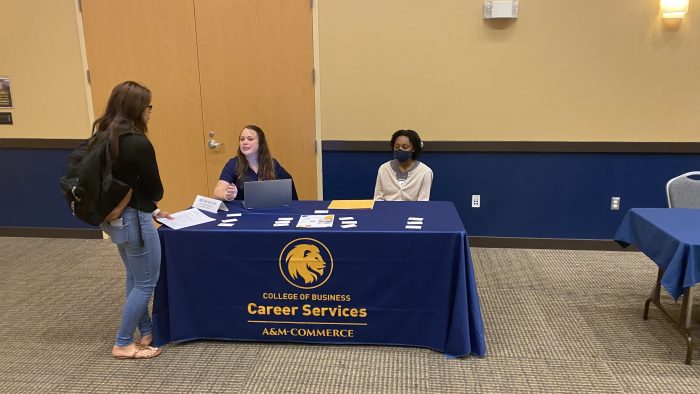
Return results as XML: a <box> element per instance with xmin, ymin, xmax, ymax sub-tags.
<box><xmin>114</xmin><ymin>133</ymin><xmax>164</xmax><ymax>213</ymax></box>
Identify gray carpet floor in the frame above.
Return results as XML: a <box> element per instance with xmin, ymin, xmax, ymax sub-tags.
<box><xmin>0</xmin><ymin>237</ymin><xmax>698</xmax><ymax>393</ymax></box>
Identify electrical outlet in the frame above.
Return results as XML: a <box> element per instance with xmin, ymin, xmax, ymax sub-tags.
<box><xmin>610</xmin><ymin>197</ymin><xmax>621</xmax><ymax>211</ymax></box>
<box><xmin>471</xmin><ymin>194</ymin><xmax>481</xmax><ymax>208</ymax></box>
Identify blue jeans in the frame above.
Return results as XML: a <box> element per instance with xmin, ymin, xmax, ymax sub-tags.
<box><xmin>100</xmin><ymin>207</ymin><xmax>161</xmax><ymax>347</ymax></box>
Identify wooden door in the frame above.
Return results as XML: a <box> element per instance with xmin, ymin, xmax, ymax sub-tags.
<box><xmin>81</xmin><ymin>0</ymin><xmax>209</xmax><ymax>212</ymax></box>
<box><xmin>194</xmin><ymin>0</ymin><xmax>317</xmax><ymax>199</ymax></box>
<box><xmin>82</xmin><ymin>0</ymin><xmax>316</xmax><ymax>209</ymax></box>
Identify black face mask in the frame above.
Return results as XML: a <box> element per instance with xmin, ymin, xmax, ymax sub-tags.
<box><xmin>393</xmin><ymin>149</ymin><xmax>412</xmax><ymax>163</ymax></box>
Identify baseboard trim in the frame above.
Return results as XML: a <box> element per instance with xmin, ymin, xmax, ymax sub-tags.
<box><xmin>468</xmin><ymin>236</ymin><xmax>638</xmax><ymax>251</ymax></box>
<box><xmin>0</xmin><ymin>227</ymin><xmax>103</xmax><ymax>239</ymax></box>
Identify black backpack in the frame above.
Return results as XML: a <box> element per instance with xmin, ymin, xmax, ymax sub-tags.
<box><xmin>59</xmin><ymin>136</ymin><xmax>132</xmax><ymax>226</ymax></box>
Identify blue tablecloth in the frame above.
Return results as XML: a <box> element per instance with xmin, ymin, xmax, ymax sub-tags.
<box><xmin>614</xmin><ymin>208</ymin><xmax>700</xmax><ymax>300</ymax></box>
<box><xmin>152</xmin><ymin>201</ymin><xmax>486</xmax><ymax>357</ymax></box>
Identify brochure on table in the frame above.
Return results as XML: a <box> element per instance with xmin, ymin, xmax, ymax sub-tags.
<box><xmin>297</xmin><ymin>214</ymin><xmax>335</xmax><ymax>228</ymax></box>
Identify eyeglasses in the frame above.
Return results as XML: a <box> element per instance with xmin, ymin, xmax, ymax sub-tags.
<box><xmin>147</xmin><ymin>105</ymin><xmax>153</xmax><ymax>110</ymax></box>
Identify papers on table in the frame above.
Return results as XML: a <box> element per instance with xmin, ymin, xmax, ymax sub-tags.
<box><xmin>156</xmin><ymin>208</ymin><xmax>216</xmax><ymax>229</ymax></box>
<box><xmin>157</xmin><ymin>208</ymin><xmax>427</xmax><ymax>231</ymax></box>
<box><xmin>218</xmin><ymin>216</ymin><xmax>241</xmax><ymax>228</ymax></box>
<box><xmin>274</xmin><ymin>217</ymin><xmax>293</xmax><ymax>227</ymax></box>
<box><xmin>327</xmin><ymin>200</ymin><xmax>375</xmax><ymax>210</ymax></box>
<box><xmin>405</xmin><ymin>217</ymin><xmax>423</xmax><ymax>230</ymax></box>
<box><xmin>297</xmin><ymin>214</ymin><xmax>334</xmax><ymax>228</ymax></box>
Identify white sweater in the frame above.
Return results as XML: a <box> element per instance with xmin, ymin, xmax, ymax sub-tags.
<box><xmin>373</xmin><ymin>161</ymin><xmax>433</xmax><ymax>201</ymax></box>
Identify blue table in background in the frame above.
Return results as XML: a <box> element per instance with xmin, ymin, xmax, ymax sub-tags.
<box><xmin>152</xmin><ymin>201</ymin><xmax>486</xmax><ymax>358</ymax></box>
<box><xmin>614</xmin><ymin>208</ymin><xmax>700</xmax><ymax>364</ymax></box>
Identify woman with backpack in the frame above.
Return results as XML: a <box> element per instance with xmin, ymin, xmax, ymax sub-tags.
<box><xmin>95</xmin><ymin>81</ymin><xmax>172</xmax><ymax>359</ymax></box>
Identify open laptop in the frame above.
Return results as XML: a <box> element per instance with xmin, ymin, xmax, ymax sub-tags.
<box><xmin>243</xmin><ymin>179</ymin><xmax>293</xmax><ymax>209</ymax></box>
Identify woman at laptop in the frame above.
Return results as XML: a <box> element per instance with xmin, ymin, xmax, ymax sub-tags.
<box><xmin>213</xmin><ymin>125</ymin><xmax>298</xmax><ymax>201</ymax></box>
<box><xmin>374</xmin><ymin>129</ymin><xmax>433</xmax><ymax>201</ymax></box>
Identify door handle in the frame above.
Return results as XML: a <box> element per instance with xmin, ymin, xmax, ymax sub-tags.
<box><xmin>208</xmin><ymin>139</ymin><xmax>223</xmax><ymax>149</ymax></box>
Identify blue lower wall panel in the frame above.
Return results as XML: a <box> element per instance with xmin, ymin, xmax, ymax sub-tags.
<box><xmin>4</xmin><ymin>148</ymin><xmax>699</xmax><ymax>239</ymax></box>
<box><xmin>0</xmin><ymin>149</ymin><xmax>93</xmax><ymax>229</ymax></box>
<box><xmin>322</xmin><ymin>150</ymin><xmax>700</xmax><ymax>239</ymax></box>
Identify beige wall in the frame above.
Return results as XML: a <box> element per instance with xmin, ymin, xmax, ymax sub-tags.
<box><xmin>0</xmin><ymin>0</ymin><xmax>91</xmax><ymax>139</ymax></box>
<box><xmin>3</xmin><ymin>0</ymin><xmax>698</xmax><ymax>143</ymax></box>
<box><xmin>318</xmin><ymin>0</ymin><xmax>700</xmax><ymax>142</ymax></box>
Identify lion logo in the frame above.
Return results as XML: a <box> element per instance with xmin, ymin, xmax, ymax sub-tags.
<box><xmin>286</xmin><ymin>244</ymin><xmax>325</xmax><ymax>284</ymax></box>
<box><xmin>279</xmin><ymin>238</ymin><xmax>333</xmax><ymax>289</ymax></box>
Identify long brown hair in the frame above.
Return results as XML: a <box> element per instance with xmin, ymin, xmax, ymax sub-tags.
<box><xmin>90</xmin><ymin>81</ymin><xmax>152</xmax><ymax>156</ymax></box>
<box><xmin>235</xmin><ymin>125</ymin><xmax>276</xmax><ymax>182</ymax></box>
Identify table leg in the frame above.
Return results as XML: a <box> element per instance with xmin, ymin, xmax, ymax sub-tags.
<box><xmin>643</xmin><ymin>269</ymin><xmax>695</xmax><ymax>365</ymax></box>
<box><xmin>680</xmin><ymin>287</ymin><xmax>694</xmax><ymax>365</ymax></box>
<box><xmin>644</xmin><ymin>268</ymin><xmax>663</xmax><ymax>320</ymax></box>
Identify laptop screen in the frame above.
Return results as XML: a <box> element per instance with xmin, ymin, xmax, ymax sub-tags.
<box><xmin>243</xmin><ymin>179</ymin><xmax>293</xmax><ymax>209</ymax></box>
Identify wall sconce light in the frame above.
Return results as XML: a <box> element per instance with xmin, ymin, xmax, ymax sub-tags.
<box><xmin>483</xmin><ymin>1</ymin><xmax>519</xmax><ymax>19</ymax></box>
<box><xmin>661</xmin><ymin>0</ymin><xmax>689</xmax><ymax>19</ymax></box>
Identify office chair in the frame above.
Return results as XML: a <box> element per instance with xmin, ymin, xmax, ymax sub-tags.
<box><xmin>666</xmin><ymin>171</ymin><xmax>700</xmax><ymax>209</ymax></box>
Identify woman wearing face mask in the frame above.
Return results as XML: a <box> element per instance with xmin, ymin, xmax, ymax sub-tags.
<box><xmin>213</xmin><ymin>124</ymin><xmax>298</xmax><ymax>201</ymax></box>
<box><xmin>373</xmin><ymin>129</ymin><xmax>433</xmax><ymax>201</ymax></box>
